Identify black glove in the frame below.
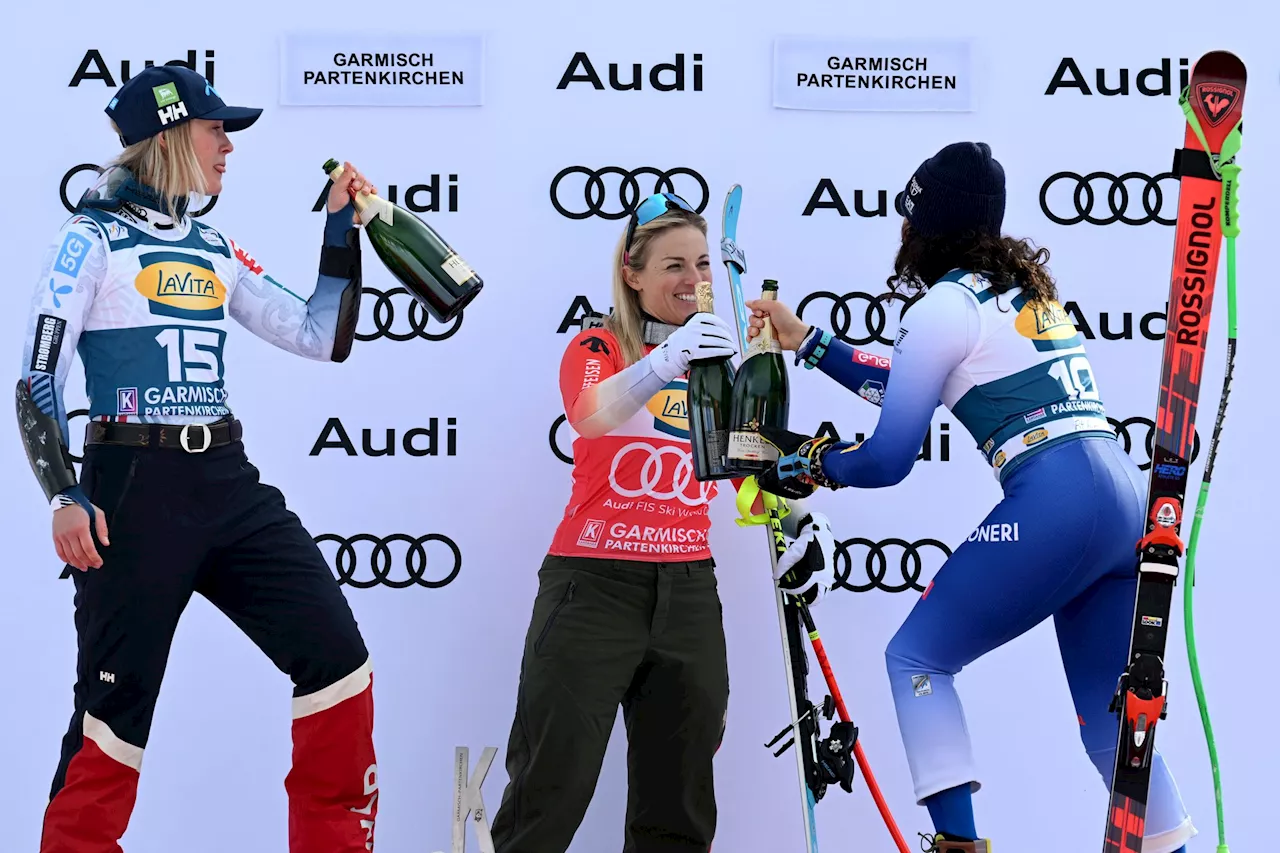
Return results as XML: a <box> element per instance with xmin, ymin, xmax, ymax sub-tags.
<box><xmin>756</xmin><ymin>426</ymin><xmax>842</xmax><ymax>500</ymax></box>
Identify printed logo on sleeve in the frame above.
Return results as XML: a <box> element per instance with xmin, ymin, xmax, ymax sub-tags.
<box><xmin>106</xmin><ymin>221</ymin><xmax>129</xmax><ymax>242</ymax></box>
<box><xmin>55</xmin><ymin>231</ymin><xmax>91</xmax><ymax>279</ymax></box>
<box><xmin>231</xmin><ymin>240</ymin><xmax>263</xmax><ymax>274</ymax></box>
<box><xmin>912</xmin><ymin>674</ymin><xmax>932</xmax><ymax>697</ymax></box>
<box><xmin>853</xmin><ymin>348</ymin><xmax>892</xmax><ymax>369</ymax></box>
<box><xmin>29</xmin><ymin>314</ymin><xmax>67</xmax><ymax>374</ymax></box>
<box><xmin>196</xmin><ymin>225</ymin><xmax>225</xmax><ymax>248</ymax></box>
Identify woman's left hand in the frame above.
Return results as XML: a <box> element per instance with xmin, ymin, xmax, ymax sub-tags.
<box><xmin>327</xmin><ymin>161</ymin><xmax>378</xmax><ymax>222</ymax></box>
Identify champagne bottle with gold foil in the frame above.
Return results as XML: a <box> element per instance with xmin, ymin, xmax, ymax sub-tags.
<box><xmin>323</xmin><ymin>158</ymin><xmax>482</xmax><ymax>323</ymax></box>
<box><xmin>727</xmin><ymin>279</ymin><xmax>790</xmax><ymax>475</ymax></box>
<box><xmin>687</xmin><ymin>282</ymin><xmax>738</xmax><ymax>481</ymax></box>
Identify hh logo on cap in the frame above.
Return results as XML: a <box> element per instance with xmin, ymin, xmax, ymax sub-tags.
<box><xmin>152</xmin><ymin>83</ymin><xmax>188</xmax><ymax>126</ymax></box>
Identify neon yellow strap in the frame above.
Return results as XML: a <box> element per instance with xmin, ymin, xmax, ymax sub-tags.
<box><xmin>735</xmin><ymin>476</ymin><xmax>789</xmax><ymax>527</ymax></box>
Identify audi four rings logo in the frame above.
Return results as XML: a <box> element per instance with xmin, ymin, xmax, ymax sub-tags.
<box><xmin>314</xmin><ymin>533</ymin><xmax>462</xmax><ymax>589</ymax></box>
<box><xmin>60</xmin><ymin>163</ymin><xmax>218</xmax><ymax>217</ymax></box>
<box><xmin>795</xmin><ymin>290</ymin><xmax>908</xmax><ymax>346</ymax></box>
<box><xmin>833</xmin><ymin>538</ymin><xmax>952</xmax><ymax>593</ymax></box>
<box><xmin>609</xmin><ymin>440</ymin><xmax>713</xmax><ymax>506</ymax></box>
<box><xmin>357</xmin><ymin>286</ymin><xmax>462</xmax><ymax>342</ymax></box>
<box><xmin>549</xmin><ymin>166</ymin><xmax>710</xmax><ymax>220</ymax></box>
<box><xmin>1039</xmin><ymin>171</ymin><xmax>1178</xmax><ymax>226</ymax></box>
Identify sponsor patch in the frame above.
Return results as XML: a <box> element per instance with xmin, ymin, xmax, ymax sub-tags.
<box><xmin>117</xmin><ymin>387</ymin><xmax>139</xmax><ymax>416</ymax></box>
<box><xmin>29</xmin><ymin>314</ymin><xmax>67</xmax><ymax>374</ymax></box>
<box><xmin>576</xmin><ymin>519</ymin><xmax>604</xmax><ymax>549</ymax></box>
<box><xmin>912</xmin><ymin>674</ymin><xmax>932</xmax><ymax>697</ymax></box>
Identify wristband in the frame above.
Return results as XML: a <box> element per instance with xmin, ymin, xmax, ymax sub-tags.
<box><xmin>801</xmin><ymin>328</ymin><xmax>832</xmax><ymax>370</ymax></box>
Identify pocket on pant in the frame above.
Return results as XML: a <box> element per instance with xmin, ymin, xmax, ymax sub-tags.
<box><xmin>533</xmin><ymin>576</ymin><xmax>578</xmax><ymax>656</ymax></box>
<box><xmin>84</xmin><ymin>448</ymin><xmax>142</xmax><ymax>528</ymax></box>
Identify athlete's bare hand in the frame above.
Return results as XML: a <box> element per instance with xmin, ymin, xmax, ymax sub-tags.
<box><xmin>53</xmin><ymin>502</ymin><xmax>108</xmax><ymax>571</ymax></box>
<box><xmin>746</xmin><ymin>298</ymin><xmax>811</xmax><ymax>352</ymax></box>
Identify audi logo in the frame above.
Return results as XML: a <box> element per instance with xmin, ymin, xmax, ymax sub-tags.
<box><xmin>549</xmin><ymin>166</ymin><xmax>710</xmax><ymax>220</ymax></box>
<box><xmin>1039</xmin><ymin>171</ymin><xmax>1177</xmax><ymax>226</ymax></box>
<box><xmin>314</xmin><ymin>533</ymin><xmax>462</xmax><ymax>589</ymax></box>
<box><xmin>795</xmin><ymin>290</ymin><xmax>908</xmax><ymax>346</ymax></box>
<box><xmin>60</xmin><ymin>163</ymin><xmax>218</xmax><ymax>217</ymax></box>
<box><xmin>357</xmin><ymin>286</ymin><xmax>462</xmax><ymax>342</ymax></box>
<box><xmin>833</xmin><ymin>537</ymin><xmax>952</xmax><ymax>593</ymax></box>
<box><xmin>549</xmin><ymin>414</ymin><xmax>574</xmax><ymax>464</ymax></box>
<box><xmin>1109</xmin><ymin>416</ymin><xmax>1200</xmax><ymax>472</ymax></box>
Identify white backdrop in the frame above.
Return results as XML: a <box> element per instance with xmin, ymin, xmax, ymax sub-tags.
<box><xmin>2</xmin><ymin>2</ymin><xmax>1277</xmax><ymax>851</ymax></box>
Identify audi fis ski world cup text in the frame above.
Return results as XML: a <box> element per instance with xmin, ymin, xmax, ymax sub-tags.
<box><xmin>550</xmin><ymin>167</ymin><xmax>709</xmax><ymax>219</ymax></box>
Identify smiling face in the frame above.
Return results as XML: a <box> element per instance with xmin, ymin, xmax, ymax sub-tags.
<box><xmin>622</xmin><ymin>225</ymin><xmax>712</xmax><ymax>325</ymax></box>
<box><xmin>188</xmin><ymin>118</ymin><xmax>233</xmax><ymax>195</ymax></box>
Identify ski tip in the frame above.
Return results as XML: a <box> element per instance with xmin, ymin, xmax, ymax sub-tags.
<box><xmin>1193</xmin><ymin>50</ymin><xmax>1247</xmax><ymax>82</ymax></box>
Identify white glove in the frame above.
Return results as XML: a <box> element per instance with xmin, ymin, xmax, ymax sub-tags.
<box><xmin>649</xmin><ymin>312</ymin><xmax>737</xmax><ymax>383</ymax></box>
<box><xmin>775</xmin><ymin>512</ymin><xmax>836</xmax><ymax>606</ymax></box>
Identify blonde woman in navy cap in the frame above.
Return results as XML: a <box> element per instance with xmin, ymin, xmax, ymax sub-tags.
<box><xmin>744</xmin><ymin>142</ymin><xmax>1195</xmax><ymax>853</ymax></box>
<box><xmin>17</xmin><ymin>65</ymin><xmax>382</xmax><ymax>851</ymax></box>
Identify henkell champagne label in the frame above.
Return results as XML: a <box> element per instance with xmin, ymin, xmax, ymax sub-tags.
<box><xmin>772</xmin><ymin>36</ymin><xmax>972</xmax><ymax>112</ymax></box>
<box><xmin>280</xmin><ymin>33</ymin><xmax>485</xmax><ymax>106</ymax></box>
<box><xmin>727</xmin><ymin>430</ymin><xmax>778</xmax><ymax>463</ymax></box>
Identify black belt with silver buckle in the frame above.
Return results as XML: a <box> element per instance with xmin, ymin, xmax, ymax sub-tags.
<box><xmin>84</xmin><ymin>418</ymin><xmax>242</xmax><ymax>453</ymax></box>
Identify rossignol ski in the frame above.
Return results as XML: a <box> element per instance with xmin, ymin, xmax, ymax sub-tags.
<box><xmin>1102</xmin><ymin>50</ymin><xmax>1244</xmax><ymax>853</ymax></box>
<box><xmin>721</xmin><ymin>185</ymin><xmax>910</xmax><ymax>853</ymax></box>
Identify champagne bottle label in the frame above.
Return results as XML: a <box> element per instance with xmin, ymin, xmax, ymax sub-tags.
<box><xmin>727</xmin><ymin>429</ymin><xmax>779</xmax><ymax>462</ymax></box>
<box><xmin>357</xmin><ymin>191</ymin><xmax>395</xmax><ymax>227</ymax></box>
<box><xmin>441</xmin><ymin>251</ymin><xmax>476</xmax><ymax>286</ymax></box>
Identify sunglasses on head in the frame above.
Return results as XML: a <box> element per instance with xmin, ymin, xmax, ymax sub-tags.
<box><xmin>623</xmin><ymin>192</ymin><xmax>695</xmax><ymax>263</ymax></box>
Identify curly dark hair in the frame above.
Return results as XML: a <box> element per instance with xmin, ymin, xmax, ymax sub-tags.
<box><xmin>885</xmin><ymin>221</ymin><xmax>1058</xmax><ymax>306</ymax></box>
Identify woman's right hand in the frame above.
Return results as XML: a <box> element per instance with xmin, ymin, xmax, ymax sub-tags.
<box><xmin>650</xmin><ymin>313</ymin><xmax>737</xmax><ymax>382</ymax></box>
<box><xmin>54</xmin><ymin>502</ymin><xmax>108</xmax><ymax>571</ymax></box>
<box><xmin>746</xmin><ymin>298</ymin><xmax>811</xmax><ymax>352</ymax></box>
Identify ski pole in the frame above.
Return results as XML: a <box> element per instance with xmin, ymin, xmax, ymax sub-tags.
<box><xmin>760</xmin><ymin>488</ymin><xmax>912</xmax><ymax>853</ymax></box>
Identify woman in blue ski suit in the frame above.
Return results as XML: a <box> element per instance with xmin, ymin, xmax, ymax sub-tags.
<box><xmin>746</xmin><ymin>142</ymin><xmax>1195</xmax><ymax>853</ymax></box>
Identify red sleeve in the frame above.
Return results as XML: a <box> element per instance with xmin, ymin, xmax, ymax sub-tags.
<box><xmin>558</xmin><ymin>328</ymin><xmax>623</xmax><ymax>422</ymax></box>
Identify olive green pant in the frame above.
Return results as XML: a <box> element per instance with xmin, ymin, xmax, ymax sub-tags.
<box><xmin>490</xmin><ymin>554</ymin><xmax>730</xmax><ymax>853</ymax></box>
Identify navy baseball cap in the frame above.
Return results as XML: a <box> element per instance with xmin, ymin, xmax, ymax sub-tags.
<box><xmin>105</xmin><ymin>65</ymin><xmax>262</xmax><ymax>146</ymax></box>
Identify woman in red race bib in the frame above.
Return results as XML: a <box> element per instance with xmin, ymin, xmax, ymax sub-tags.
<box><xmin>486</xmin><ymin>193</ymin><xmax>838</xmax><ymax>853</ymax></box>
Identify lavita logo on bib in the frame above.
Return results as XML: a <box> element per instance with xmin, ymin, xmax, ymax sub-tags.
<box><xmin>134</xmin><ymin>253</ymin><xmax>227</xmax><ymax>320</ymax></box>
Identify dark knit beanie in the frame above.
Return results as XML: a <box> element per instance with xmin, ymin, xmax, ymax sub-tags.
<box><xmin>893</xmin><ymin>141</ymin><xmax>1006</xmax><ymax>238</ymax></box>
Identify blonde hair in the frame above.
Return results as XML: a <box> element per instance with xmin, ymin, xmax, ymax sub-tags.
<box><xmin>107</xmin><ymin>120</ymin><xmax>208</xmax><ymax>216</ymax></box>
<box><xmin>605</xmin><ymin>208</ymin><xmax>708</xmax><ymax>365</ymax></box>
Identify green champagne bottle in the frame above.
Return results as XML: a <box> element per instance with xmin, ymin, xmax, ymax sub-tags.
<box><xmin>727</xmin><ymin>279</ymin><xmax>790</xmax><ymax>476</ymax></box>
<box><xmin>323</xmin><ymin>158</ymin><xmax>482</xmax><ymax>323</ymax></box>
<box><xmin>688</xmin><ymin>281</ymin><xmax>739</xmax><ymax>482</ymax></box>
